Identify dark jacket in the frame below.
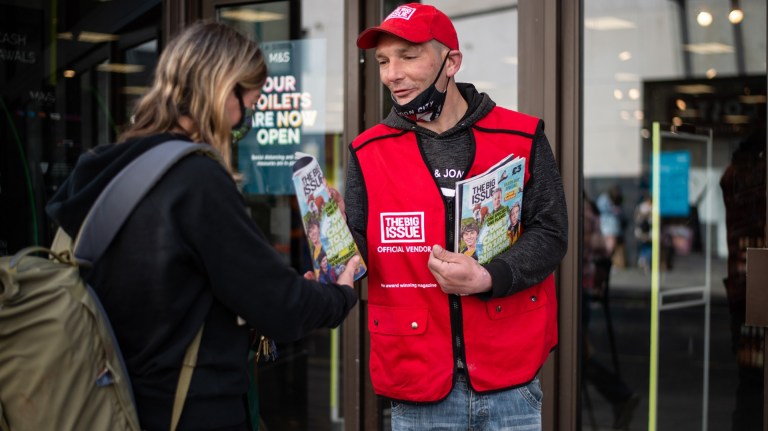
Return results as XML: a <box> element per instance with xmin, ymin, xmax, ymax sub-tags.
<box><xmin>46</xmin><ymin>133</ymin><xmax>358</xmax><ymax>431</ymax></box>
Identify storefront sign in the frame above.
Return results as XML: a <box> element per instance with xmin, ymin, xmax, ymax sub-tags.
<box><xmin>238</xmin><ymin>39</ymin><xmax>327</xmax><ymax>195</ymax></box>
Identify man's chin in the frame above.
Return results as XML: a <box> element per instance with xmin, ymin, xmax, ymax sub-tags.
<box><xmin>392</xmin><ymin>93</ymin><xmax>414</xmax><ymax>105</ymax></box>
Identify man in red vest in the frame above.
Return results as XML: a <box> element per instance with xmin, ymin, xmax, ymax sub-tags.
<box><xmin>343</xmin><ymin>3</ymin><xmax>568</xmax><ymax>429</ymax></box>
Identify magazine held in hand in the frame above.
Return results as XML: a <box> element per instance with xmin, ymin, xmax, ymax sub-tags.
<box><xmin>292</xmin><ymin>152</ymin><xmax>367</xmax><ymax>282</ymax></box>
<box><xmin>455</xmin><ymin>155</ymin><xmax>525</xmax><ymax>264</ymax></box>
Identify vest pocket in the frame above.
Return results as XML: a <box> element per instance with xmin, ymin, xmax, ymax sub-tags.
<box><xmin>368</xmin><ymin>304</ymin><xmax>428</xmax><ymax>335</ymax></box>
<box><xmin>485</xmin><ymin>284</ymin><xmax>547</xmax><ymax>320</ymax></box>
<box><xmin>367</xmin><ymin>304</ymin><xmax>454</xmax><ymax>401</ymax></box>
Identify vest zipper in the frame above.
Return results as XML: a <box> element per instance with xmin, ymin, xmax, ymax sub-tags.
<box><xmin>445</xmin><ymin>195</ymin><xmax>466</xmax><ymax>370</ymax></box>
<box><xmin>450</xmin><ymin>295</ymin><xmax>466</xmax><ymax>370</ymax></box>
<box><xmin>446</xmin><ymin>196</ymin><xmax>455</xmax><ymax>252</ymax></box>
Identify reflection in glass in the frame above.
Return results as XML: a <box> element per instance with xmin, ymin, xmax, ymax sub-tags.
<box><xmin>582</xmin><ymin>1</ymin><xmax>766</xmax><ymax>430</ymax></box>
<box><xmin>217</xmin><ymin>2</ymin><xmax>347</xmax><ymax>430</ymax></box>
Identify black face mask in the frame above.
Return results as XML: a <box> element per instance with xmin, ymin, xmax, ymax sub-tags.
<box><xmin>231</xmin><ymin>85</ymin><xmax>255</xmax><ymax>144</ymax></box>
<box><xmin>391</xmin><ymin>54</ymin><xmax>450</xmax><ymax>122</ymax></box>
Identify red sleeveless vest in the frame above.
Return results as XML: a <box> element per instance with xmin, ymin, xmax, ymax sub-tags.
<box><xmin>351</xmin><ymin>107</ymin><xmax>558</xmax><ymax>402</ymax></box>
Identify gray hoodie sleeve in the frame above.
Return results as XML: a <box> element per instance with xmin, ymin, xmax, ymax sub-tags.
<box><xmin>482</xmin><ymin>123</ymin><xmax>569</xmax><ymax>298</ymax></box>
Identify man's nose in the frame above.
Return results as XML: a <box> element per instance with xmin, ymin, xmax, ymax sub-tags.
<box><xmin>383</xmin><ymin>60</ymin><xmax>404</xmax><ymax>83</ymax></box>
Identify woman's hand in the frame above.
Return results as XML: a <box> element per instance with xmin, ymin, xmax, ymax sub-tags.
<box><xmin>336</xmin><ymin>256</ymin><xmax>361</xmax><ymax>288</ymax></box>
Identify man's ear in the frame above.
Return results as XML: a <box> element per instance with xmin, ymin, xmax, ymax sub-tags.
<box><xmin>446</xmin><ymin>50</ymin><xmax>462</xmax><ymax>78</ymax></box>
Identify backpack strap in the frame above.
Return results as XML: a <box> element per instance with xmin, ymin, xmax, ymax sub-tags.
<box><xmin>74</xmin><ymin>140</ymin><xmax>213</xmax><ymax>265</ymax></box>
<box><xmin>50</xmin><ymin>227</ymin><xmax>74</xmax><ymax>255</ymax></box>
<box><xmin>0</xmin><ymin>400</ymin><xmax>9</xmax><ymax>431</ymax></box>
<box><xmin>171</xmin><ymin>325</ymin><xmax>204</xmax><ymax>431</ymax></box>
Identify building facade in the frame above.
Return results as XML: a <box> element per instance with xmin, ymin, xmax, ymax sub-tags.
<box><xmin>1</xmin><ymin>0</ymin><xmax>765</xmax><ymax>429</ymax></box>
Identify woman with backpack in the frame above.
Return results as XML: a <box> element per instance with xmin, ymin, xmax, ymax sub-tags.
<box><xmin>46</xmin><ymin>21</ymin><xmax>359</xmax><ymax>431</ymax></box>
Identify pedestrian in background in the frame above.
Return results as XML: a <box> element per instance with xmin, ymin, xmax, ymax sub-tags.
<box><xmin>597</xmin><ymin>184</ymin><xmax>626</xmax><ymax>269</ymax></box>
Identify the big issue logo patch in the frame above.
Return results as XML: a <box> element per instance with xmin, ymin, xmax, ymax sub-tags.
<box><xmin>380</xmin><ymin>212</ymin><xmax>425</xmax><ymax>243</ymax></box>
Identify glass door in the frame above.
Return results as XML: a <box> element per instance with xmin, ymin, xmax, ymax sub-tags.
<box><xmin>206</xmin><ymin>1</ymin><xmax>348</xmax><ymax>429</ymax></box>
<box><xmin>0</xmin><ymin>0</ymin><xmax>161</xmax><ymax>253</ymax></box>
<box><xmin>581</xmin><ymin>1</ymin><xmax>766</xmax><ymax>430</ymax></box>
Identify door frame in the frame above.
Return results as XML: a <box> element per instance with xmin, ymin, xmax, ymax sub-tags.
<box><xmin>347</xmin><ymin>1</ymin><xmax>585</xmax><ymax>430</ymax></box>
<box><xmin>518</xmin><ymin>1</ymin><xmax>582</xmax><ymax>430</ymax></box>
<box><xmin>160</xmin><ymin>1</ymin><xmax>586</xmax><ymax>429</ymax></box>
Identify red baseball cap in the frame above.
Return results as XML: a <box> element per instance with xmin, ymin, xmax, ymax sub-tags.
<box><xmin>357</xmin><ymin>3</ymin><xmax>459</xmax><ymax>50</ymax></box>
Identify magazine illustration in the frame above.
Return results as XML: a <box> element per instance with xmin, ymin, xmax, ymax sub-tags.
<box><xmin>292</xmin><ymin>152</ymin><xmax>367</xmax><ymax>282</ymax></box>
<box><xmin>454</xmin><ymin>155</ymin><xmax>525</xmax><ymax>264</ymax></box>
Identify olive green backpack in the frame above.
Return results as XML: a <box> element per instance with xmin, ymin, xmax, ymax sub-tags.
<box><xmin>0</xmin><ymin>141</ymin><xmax>211</xmax><ymax>431</ymax></box>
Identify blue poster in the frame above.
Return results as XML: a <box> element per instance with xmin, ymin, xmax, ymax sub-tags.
<box><xmin>238</xmin><ymin>39</ymin><xmax>327</xmax><ymax>195</ymax></box>
<box><xmin>658</xmin><ymin>151</ymin><xmax>690</xmax><ymax>217</ymax></box>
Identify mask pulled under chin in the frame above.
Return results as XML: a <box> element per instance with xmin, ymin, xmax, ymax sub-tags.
<box><xmin>391</xmin><ymin>54</ymin><xmax>450</xmax><ymax>123</ymax></box>
<box><xmin>392</xmin><ymin>85</ymin><xmax>447</xmax><ymax>122</ymax></box>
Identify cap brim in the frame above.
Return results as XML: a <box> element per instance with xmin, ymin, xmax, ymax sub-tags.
<box><xmin>356</xmin><ymin>26</ymin><xmax>432</xmax><ymax>49</ymax></box>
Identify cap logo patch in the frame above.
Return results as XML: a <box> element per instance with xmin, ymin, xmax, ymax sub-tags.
<box><xmin>386</xmin><ymin>5</ymin><xmax>417</xmax><ymax>21</ymax></box>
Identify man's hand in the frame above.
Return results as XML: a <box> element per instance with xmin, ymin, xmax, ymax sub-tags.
<box><xmin>427</xmin><ymin>245</ymin><xmax>492</xmax><ymax>296</ymax></box>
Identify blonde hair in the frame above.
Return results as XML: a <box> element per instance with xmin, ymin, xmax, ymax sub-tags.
<box><xmin>120</xmin><ymin>21</ymin><xmax>267</xmax><ymax>173</ymax></box>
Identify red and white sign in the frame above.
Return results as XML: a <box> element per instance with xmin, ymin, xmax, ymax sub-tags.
<box><xmin>380</xmin><ymin>212</ymin><xmax>425</xmax><ymax>243</ymax></box>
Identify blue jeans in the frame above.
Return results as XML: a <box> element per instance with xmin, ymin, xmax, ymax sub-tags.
<box><xmin>390</xmin><ymin>371</ymin><xmax>543</xmax><ymax>430</ymax></box>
